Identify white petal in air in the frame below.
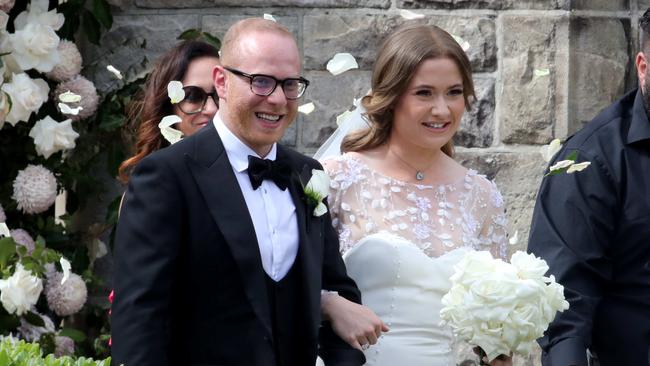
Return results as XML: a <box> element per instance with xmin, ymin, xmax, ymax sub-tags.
<box><xmin>158</xmin><ymin>115</ymin><xmax>184</xmax><ymax>144</ymax></box>
<box><xmin>509</xmin><ymin>230</ymin><xmax>519</xmax><ymax>246</ymax></box>
<box><xmin>167</xmin><ymin>81</ymin><xmax>185</xmax><ymax>104</ymax></box>
<box><xmin>566</xmin><ymin>161</ymin><xmax>591</xmax><ymax>173</ymax></box>
<box><xmin>298</xmin><ymin>102</ymin><xmax>315</xmax><ymax>115</ymax></box>
<box><xmin>60</xmin><ymin>257</ymin><xmax>71</xmax><ymax>285</ymax></box>
<box><xmin>106</xmin><ymin>65</ymin><xmax>123</xmax><ymax>80</ymax></box>
<box><xmin>0</xmin><ymin>223</ymin><xmax>10</xmax><ymax>237</ymax></box>
<box><xmin>451</xmin><ymin>34</ymin><xmax>470</xmax><ymax>52</ymax></box>
<box><xmin>534</xmin><ymin>68</ymin><xmax>550</xmax><ymax>79</ymax></box>
<box><xmin>58</xmin><ymin>103</ymin><xmax>83</xmax><ymax>116</ymax></box>
<box><xmin>54</xmin><ymin>190</ymin><xmax>67</xmax><ymax>227</ymax></box>
<box><xmin>549</xmin><ymin>160</ymin><xmax>574</xmax><ymax>172</ymax></box>
<box><xmin>400</xmin><ymin>9</ymin><xmax>425</xmax><ymax>20</ymax></box>
<box><xmin>58</xmin><ymin>91</ymin><xmax>81</xmax><ymax>103</ymax></box>
<box><xmin>540</xmin><ymin>138</ymin><xmax>562</xmax><ymax>162</ymax></box>
<box><xmin>263</xmin><ymin>13</ymin><xmax>277</xmax><ymax>22</ymax></box>
<box><xmin>326</xmin><ymin>53</ymin><xmax>359</xmax><ymax>76</ymax></box>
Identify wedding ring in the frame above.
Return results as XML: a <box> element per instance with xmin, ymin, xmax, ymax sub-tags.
<box><xmin>361</xmin><ymin>343</ymin><xmax>370</xmax><ymax>351</ymax></box>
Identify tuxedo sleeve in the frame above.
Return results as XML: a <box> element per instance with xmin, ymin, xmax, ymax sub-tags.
<box><xmin>111</xmin><ymin>154</ymin><xmax>183</xmax><ymax>366</ymax></box>
<box><xmin>527</xmin><ymin>150</ymin><xmax>616</xmax><ymax>366</ymax></box>
<box><xmin>314</xmin><ymin>163</ymin><xmax>365</xmax><ymax>366</ymax></box>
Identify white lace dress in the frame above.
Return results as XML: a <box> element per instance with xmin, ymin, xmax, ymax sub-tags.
<box><xmin>325</xmin><ymin>154</ymin><xmax>508</xmax><ymax>366</ymax></box>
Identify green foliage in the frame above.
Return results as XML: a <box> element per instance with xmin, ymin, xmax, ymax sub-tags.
<box><xmin>178</xmin><ymin>28</ymin><xmax>222</xmax><ymax>50</ymax></box>
<box><xmin>0</xmin><ymin>337</ymin><xmax>111</xmax><ymax>366</ymax></box>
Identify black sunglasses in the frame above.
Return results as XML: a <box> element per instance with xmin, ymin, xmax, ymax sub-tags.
<box><xmin>177</xmin><ymin>86</ymin><xmax>219</xmax><ymax>115</ymax></box>
<box><xmin>224</xmin><ymin>67</ymin><xmax>309</xmax><ymax>100</ymax></box>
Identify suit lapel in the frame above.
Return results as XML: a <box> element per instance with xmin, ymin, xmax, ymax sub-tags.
<box><xmin>280</xmin><ymin>146</ymin><xmax>321</xmax><ymax>327</ymax></box>
<box><xmin>185</xmin><ymin>124</ymin><xmax>272</xmax><ymax>337</ymax></box>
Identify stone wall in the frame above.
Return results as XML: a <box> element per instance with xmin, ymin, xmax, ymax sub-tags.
<box><xmin>81</xmin><ymin>1</ymin><xmax>643</xmax><ymax>363</ymax></box>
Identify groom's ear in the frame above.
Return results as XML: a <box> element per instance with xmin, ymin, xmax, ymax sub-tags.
<box><xmin>214</xmin><ymin>65</ymin><xmax>227</xmax><ymax>102</ymax></box>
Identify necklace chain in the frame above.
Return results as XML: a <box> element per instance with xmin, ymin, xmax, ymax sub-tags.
<box><xmin>388</xmin><ymin>148</ymin><xmax>433</xmax><ymax>181</ymax></box>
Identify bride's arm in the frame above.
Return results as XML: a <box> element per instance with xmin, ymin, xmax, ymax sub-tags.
<box><xmin>321</xmin><ymin>291</ymin><xmax>389</xmax><ymax>350</ymax></box>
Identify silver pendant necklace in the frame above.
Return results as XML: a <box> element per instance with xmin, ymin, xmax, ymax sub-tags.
<box><xmin>389</xmin><ymin>148</ymin><xmax>430</xmax><ymax>181</ymax></box>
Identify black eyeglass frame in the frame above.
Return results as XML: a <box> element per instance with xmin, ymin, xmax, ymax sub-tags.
<box><xmin>224</xmin><ymin>67</ymin><xmax>310</xmax><ymax>100</ymax></box>
<box><xmin>176</xmin><ymin>86</ymin><xmax>219</xmax><ymax>115</ymax></box>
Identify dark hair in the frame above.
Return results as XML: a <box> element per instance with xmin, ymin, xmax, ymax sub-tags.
<box><xmin>640</xmin><ymin>8</ymin><xmax>650</xmax><ymax>52</ymax></box>
<box><xmin>341</xmin><ymin>23</ymin><xmax>475</xmax><ymax>157</ymax></box>
<box><xmin>118</xmin><ymin>40</ymin><xmax>219</xmax><ymax>183</ymax></box>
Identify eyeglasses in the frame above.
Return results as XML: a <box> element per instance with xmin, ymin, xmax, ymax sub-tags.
<box><xmin>177</xmin><ymin>86</ymin><xmax>219</xmax><ymax>115</ymax></box>
<box><xmin>224</xmin><ymin>67</ymin><xmax>309</xmax><ymax>100</ymax></box>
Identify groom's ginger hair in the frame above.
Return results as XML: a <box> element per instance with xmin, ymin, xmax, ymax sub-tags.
<box><xmin>220</xmin><ymin>18</ymin><xmax>295</xmax><ymax>66</ymax></box>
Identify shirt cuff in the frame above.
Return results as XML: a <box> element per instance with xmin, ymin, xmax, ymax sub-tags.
<box><xmin>544</xmin><ymin>338</ymin><xmax>589</xmax><ymax>366</ymax></box>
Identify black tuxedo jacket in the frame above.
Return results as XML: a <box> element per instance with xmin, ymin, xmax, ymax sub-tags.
<box><xmin>111</xmin><ymin>122</ymin><xmax>364</xmax><ymax>366</ymax></box>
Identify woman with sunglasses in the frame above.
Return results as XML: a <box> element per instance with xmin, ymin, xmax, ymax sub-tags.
<box><xmin>119</xmin><ymin>40</ymin><xmax>220</xmax><ymax>182</ymax></box>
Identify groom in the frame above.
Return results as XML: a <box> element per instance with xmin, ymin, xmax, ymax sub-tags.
<box><xmin>111</xmin><ymin>18</ymin><xmax>365</xmax><ymax>366</ymax></box>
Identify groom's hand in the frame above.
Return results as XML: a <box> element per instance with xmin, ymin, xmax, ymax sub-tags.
<box><xmin>321</xmin><ymin>292</ymin><xmax>389</xmax><ymax>351</ymax></box>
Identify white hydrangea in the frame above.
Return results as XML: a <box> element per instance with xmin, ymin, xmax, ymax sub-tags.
<box><xmin>17</xmin><ymin>312</ymin><xmax>54</xmax><ymax>342</ymax></box>
<box><xmin>54</xmin><ymin>76</ymin><xmax>99</xmax><ymax>121</ymax></box>
<box><xmin>1</xmin><ymin>73</ymin><xmax>49</xmax><ymax>126</ymax></box>
<box><xmin>12</xmin><ymin>165</ymin><xmax>57</xmax><ymax>215</ymax></box>
<box><xmin>9</xmin><ymin>22</ymin><xmax>61</xmax><ymax>73</ymax></box>
<box><xmin>0</xmin><ymin>264</ymin><xmax>43</xmax><ymax>316</ymax></box>
<box><xmin>46</xmin><ymin>40</ymin><xmax>82</xmax><ymax>82</ymax></box>
<box><xmin>9</xmin><ymin>229</ymin><xmax>35</xmax><ymax>254</ymax></box>
<box><xmin>29</xmin><ymin>116</ymin><xmax>79</xmax><ymax>159</ymax></box>
<box><xmin>45</xmin><ymin>271</ymin><xmax>87</xmax><ymax>317</ymax></box>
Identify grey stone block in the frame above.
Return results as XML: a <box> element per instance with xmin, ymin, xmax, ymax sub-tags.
<box><xmin>499</xmin><ymin>15</ymin><xmax>569</xmax><ymax>145</ymax></box>
<box><xmin>571</xmin><ymin>0</ymin><xmax>627</xmax><ymax>10</ymax></box>
<box><xmin>398</xmin><ymin>0</ymin><xmax>567</xmax><ymax>10</ymax></box>
<box><xmin>136</xmin><ymin>0</ymin><xmax>390</xmax><ymax>8</ymax></box>
<box><xmin>303</xmin><ymin>14</ymin><xmax>496</xmax><ymax>72</ymax></box>
<box><xmin>80</xmin><ymin>14</ymin><xmax>200</xmax><ymax>94</ymax></box>
<box><xmin>299</xmin><ymin>70</ymin><xmax>372</xmax><ymax>148</ymax></box>
<box><xmin>569</xmin><ymin>17</ymin><xmax>629</xmax><ymax>134</ymax></box>
<box><xmin>455</xmin><ymin>75</ymin><xmax>495</xmax><ymax>148</ymax></box>
<box><xmin>455</xmin><ymin>149</ymin><xmax>546</xmax><ymax>250</ymax></box>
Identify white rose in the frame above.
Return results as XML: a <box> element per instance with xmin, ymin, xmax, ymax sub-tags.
<box><xmin>510</xmin><ymin>251</ymin><xmax>549</xmax><ymax>280</ymax></box>
<box><xmin>29</xmin><ymin>116</ymin><xmax>79</xmax><ymax>159</ymax></box>
<box><xmin>14</xmin><ymin>0</ymin><xmax>64</xmax><ymax>31</ymax></box>
<box><xmin>1</xmin><ymin>73</ymin><xmax>49</xmax><ymax>125</ymax></box>
<box><xmin>0</xmin><ymin>264</ymin><xmax>43</xmax><ymax>315</ymax></box>
<box><xmin>9</xmin><ymin>22</ymin><xmax>60</xmax><ymax>72</ymax></box>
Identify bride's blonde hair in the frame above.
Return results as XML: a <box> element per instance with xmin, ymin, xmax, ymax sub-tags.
<box><xmin>341</xmin><ymin>23</ymin><xmax>476</xmax><ymax>157</ymax></box>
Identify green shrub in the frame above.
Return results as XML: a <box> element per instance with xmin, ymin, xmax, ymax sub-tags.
<box><xmin>0</xmin><ymin>337</ymin><xmax>111</xmax><ymax>366</ymax></box>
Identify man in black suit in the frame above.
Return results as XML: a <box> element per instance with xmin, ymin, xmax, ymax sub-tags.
<box><xmin>527</xmin><ymin>9</ymin><xmax>650</xmax><ymax>366</ymax></box>
<box><xmin>111</xmin><ymin>18</ymin><xmax>365</xmax><ymax>366</ymax></box>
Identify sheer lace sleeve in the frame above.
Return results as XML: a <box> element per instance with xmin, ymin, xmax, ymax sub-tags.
<box><xmin>474</xmin><ymin>177</ymin><xmax>509</xmax><ymax>260</ymax></box>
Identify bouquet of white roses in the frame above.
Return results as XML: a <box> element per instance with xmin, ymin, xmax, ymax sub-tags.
<box><xmin>440</xmin><ymin>250</ymin><xmax>569</xmax><ymax>363</ymax></box>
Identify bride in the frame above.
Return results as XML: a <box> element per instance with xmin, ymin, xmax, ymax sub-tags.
<box><xmin>317</xmin><ymin>23</ymin><xmax>512</xmax><ymax>366</ymax></box>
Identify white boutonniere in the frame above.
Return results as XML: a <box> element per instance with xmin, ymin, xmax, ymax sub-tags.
<box><xmin>546</xmin><ymin>149</ymin><xmax>591</xmax><ymax>176</ymax></box>
<box><xmin>304</xmin><ymin>169</ymin><xmax>330</xmax><ymax>217</ymax></box>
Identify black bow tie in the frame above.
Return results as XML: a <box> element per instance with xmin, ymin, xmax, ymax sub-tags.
<box><xmin>247</xmin><ymin>155</ymin><xmax>292</xmax><ymax>191</ymax></box>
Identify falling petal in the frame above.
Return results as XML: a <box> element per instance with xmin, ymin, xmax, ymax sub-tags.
<box><xmin>335</xmin><ymin>109</ymin><xmax>353</xmax><ymax>126</ymax></box>
<box><xmin>158</xmin><ymin>115</ymin><xmax>183</xmax><ymax>144</ymax></box>
<box><xmin>58</xmin><ymin>103</ymin><xmax>83</xmax><ymax>116</ymax></box>
<box><xmin>106</xmin><ymin>65</ymin><xmax>123</xmax><ymax>80</ymax></box>
<box><xmin>263</xmin><ymin>13</ymin><xmax>277</xmax><ymax>22</ymax></box>
<box><xmin>509</xmin><ymin>230</ymin><xmax>519</xmax><ymax>246</ymax></box>
<box><xmin>54</xmin><ymin>190</ymin><xmax>67</xmax><ymax>227</ymax></box>
<box><xmin>58</xmin><ymin>91</ymin><xmax>81</xmax><ymax>103</ymax></box>
<box><xmin>326</xmin><ymin>53</ymin><xmax>359</xmax><ymax>76</ymax></box>
<box><xmin>451</xmin><ymin>34</ymin><xmax>470</xmax><ymax>52</ymax></box>
<box><xmin>60</xmin><ymin>257</ymin><xmax>71</xmax><ymax>285</ymax></box>
<box><xmin>566</xmin><ymin>161</ymin><xmax>591</xmax><ymax>173</ymax></box>
<box><xmin>298</xmin><ymin>102</ymin><xmax>315</xmax><ymax>115</ymax></box>
<box><xmin>534</xmin><ymin>68</ymin><xmax>550</xmax><ymax>79</ymax></box>
<box><xmin>400</xmin><ymin>9</ymin><xmax>425</xmax><ymax>20</ymax></box>
<box><xmin>167</xmin><ymin>81</ymin><xmax>185</xmax><ymax>104</ymax></box>
<box><xmin>540</xmin><ymin>138</ymin><xmax>562</xmax><ymax>162</ymax></box>
<box><xmin>0</xmin><ymin>223</ymin><xmax>10</xmax><ymax>237</ymax></box>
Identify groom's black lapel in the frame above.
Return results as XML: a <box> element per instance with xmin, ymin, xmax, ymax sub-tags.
<box><xmin>185</xmin><ymin>124</ymin><xmax>272</xmax><ymax>337</ymax></box>
<box><xmin>280</xmin><ymin>146</ymin><xmax>321</xmax><ymax>326</ymax></box>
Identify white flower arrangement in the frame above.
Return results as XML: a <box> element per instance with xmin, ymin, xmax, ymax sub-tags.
<box><xmin>304</xmin><ymin>169</ymin><xmax>330</xmax><ymax>217</ymax></box>
<box><xmin>0</xmin><ymin>264</ymin><xmax>43</xmax><ymax>316</ymax></box>
<box><xmin>440</xmin><ymin>250</ymin><xmax>569</xmax><ymax>363</ymax></box>
<box><xmin>1</xmin><ymin>73</ymin><xmax>49</xmax><ymax>126</ymax></box>
<box><xmin>29</xmin><ymin>115</ymin><xmax>79</xmax><ymax>159</ymax></box>
<box><xmin>12</xmin><ymin>164</ymin><xmax>58</xmax><ymax>215</ymax></box>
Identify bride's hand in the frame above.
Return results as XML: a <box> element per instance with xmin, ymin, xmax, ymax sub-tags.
<box><xmin>473</xmin><ymin>347</ymin><xmax>513</xmax><ymax>366</ymax></box>
<box><xmin>321</xmin><ymin>292</ymin><xmax>389</xmax><ymax>351</ymax></box>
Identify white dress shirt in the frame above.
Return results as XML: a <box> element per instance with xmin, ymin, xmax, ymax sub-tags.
<box><xmin>213</xmin><ymin>113</ymin><xmax>299</xmax><ymax>281</ymax></box>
